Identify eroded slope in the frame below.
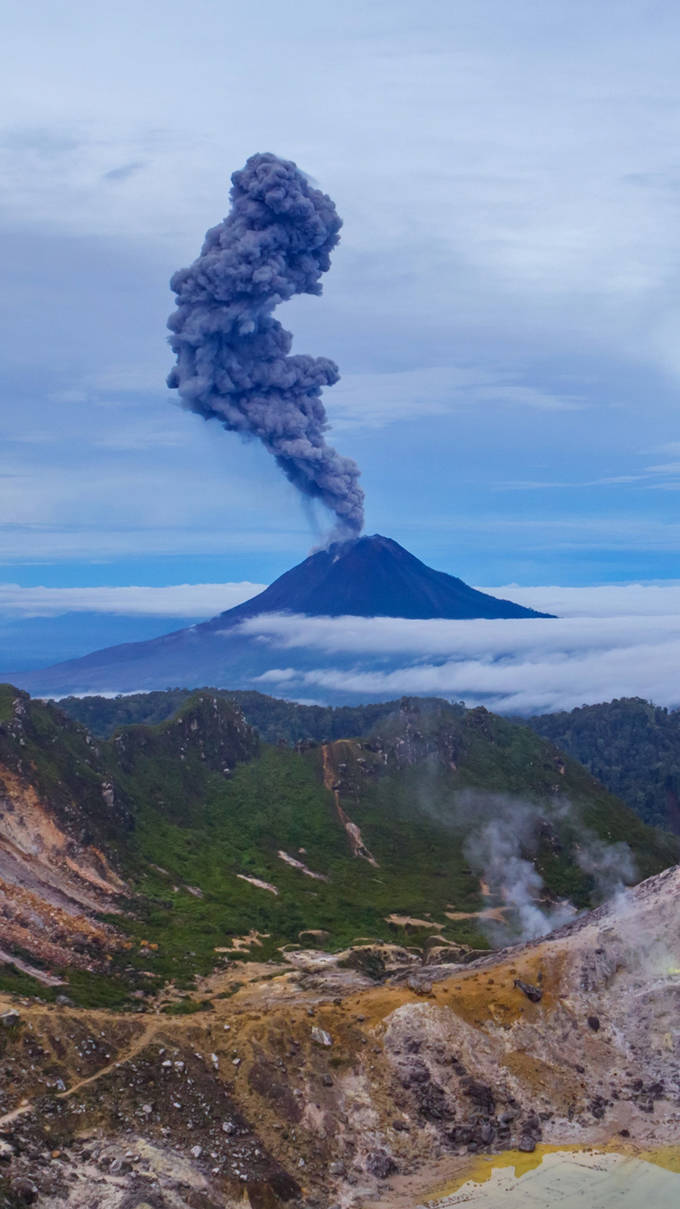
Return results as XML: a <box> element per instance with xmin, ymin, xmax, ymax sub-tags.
<box><xmin>0</xmin><ymin>865</ymin><xmax>678</xmax><ymax>1207</ymax></box>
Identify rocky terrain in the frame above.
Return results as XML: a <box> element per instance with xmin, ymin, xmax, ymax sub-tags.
<box><xmin>1</xmin><ymin>684</ymin><xmax>679</xmax><ymax>1205</ymax></box>
<box><xmin>0</xmin><ymin>864</ymin><xmax>678</xmax><ymax>1207</ymax></box>
<box><xmin>0</xmin><ymin>690</ymin><xmax>127</xmax><ymax>983</ymax></box>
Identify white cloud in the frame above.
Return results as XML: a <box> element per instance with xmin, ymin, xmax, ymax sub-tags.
<box><xmin>283</xmin><ymin>637</ymin><xmax>680</xmax><ymax>716</ymax></box>
<box><xmin>0</xmin><ymin>581</ymin><xmax>264</xmax><ymax>619</ymax></box>
<box><xmin>235</xmin><ymin>582</ymin><xmax>680</xmax><ymax>713</ymax></box>
<box><xmin>480</xmin><ymin>582</ymin><xmax>680</xmax><ymax>618</ymax></box>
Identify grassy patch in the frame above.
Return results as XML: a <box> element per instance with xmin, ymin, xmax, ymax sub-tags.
<box><xmin>0</xmin><ymin>684</ymin><xmax>15</xmax><ymax>724</ymax></box>
<box><xmin>0</xmin><ymin>965</ymin><xmax>57</xmax><ymax>1002</ymax></box>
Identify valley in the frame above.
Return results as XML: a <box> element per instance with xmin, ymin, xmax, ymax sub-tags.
<box><xmin>1</xmin><ymin>683</ymin><xmax>679</xmax><ymax>1206</ymax></box>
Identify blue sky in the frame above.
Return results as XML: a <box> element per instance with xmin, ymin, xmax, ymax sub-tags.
<box><xmin>2</xmin><ymin>0</ymin><xmax>680</xmax><ymax>671</ymax></box>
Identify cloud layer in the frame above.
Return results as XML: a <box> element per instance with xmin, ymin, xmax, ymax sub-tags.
<box><xmin>0</xmin><ymin>581</ymin><xmax>264</xmax><ymax>618</ymax></box>
<box><xmin>232</xmin><ymin>582</ymin><xmax>680</xmax><ymax>714</ymax></box>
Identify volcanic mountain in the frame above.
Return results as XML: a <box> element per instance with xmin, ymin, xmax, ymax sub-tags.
<box><xmin>204</xmin><ymin>535</ymin><xmax>551</xmax><ymax>623</ymax></box>
<box><xmin>6</xmin><ymin>535</ymin><xmax>553</xmax><ymax>698</ymax></box>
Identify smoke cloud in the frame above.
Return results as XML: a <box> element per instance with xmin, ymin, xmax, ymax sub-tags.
<box><xmin>167</xmin><ymin>152</ymin><xmax>364</xmax><ymax>538</ymax></box>
<box><xmin>458</xmin><ymin>791</ymin><xmax>637</xmax><ymax>943</ymax></box>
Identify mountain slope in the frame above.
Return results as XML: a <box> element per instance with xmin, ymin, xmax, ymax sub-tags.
<box><xmin>527</xmin><ymin>697</ymin><xmax>680</xmax><ymax>834</ymax></box>
<box><xmin>0</xmin><ymin>864</ymin><xmax>678</xmax><ymax>1208</ymax></box>
<box><xmin>0</xmin><ymin>688</ymin><xmax>129</xmax><ymax>989</ymax></box>
<box><xmin>1</xmin><ymin>685</ymin><xmax>677</xmax><ymax>1007</ymax></box>
<box><xmin>4</xmin><ymin>535</ymin><xmax>552</xmax><ymax>697</ymax></box>
<box><xmin>205</xmin><ymin>534</ymin><xmax>553</xmax><ymax>623</ymax></box>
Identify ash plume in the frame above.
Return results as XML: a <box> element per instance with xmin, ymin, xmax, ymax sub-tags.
<box><xmin>167</xmin><ymin>152</ymin><xmax>364</xmax><ymax>538</ymax></box>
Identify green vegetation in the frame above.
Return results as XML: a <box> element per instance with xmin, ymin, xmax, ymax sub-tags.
<box><xmin>2</xmin><ymin>686</ymin><xmax>679</xmax><ymax>1002</ymax></box>
<box><xmin>0</xmin><ymin>965</ymin><xmax>57</xmax><ymax>1003</ymax></box>
<box><xmin>161</xmin><ymin>998</ymin><xmax>212</xmax><ymax>1015</ymax></box>
<box><xmin>63</xmin><ymin>969</ymin><xmax>142</xmax><ymax>1010</ymax></box>
<box><xmin>0</xmin><ymin>684</ymin><xmax>15</xmax><ymax>724</ymax></box>
<box><xmin>57</xmin><ymin>687</ymin><xmax>423</xmax><ymax>744</ymax></box>
<box><xmin>95</xmin><ymin>695</ymin><xmax>678</xmax><ymax>985</ymax></box>
<box><xmin>0</xmin><ymin>685</ymin><xmax>132</xmax><ymax>842</ymax></box>
<box><xmin>527</xmin><ymin>697</ymin><xmax>680</xmax><ymax>834</ymax></box>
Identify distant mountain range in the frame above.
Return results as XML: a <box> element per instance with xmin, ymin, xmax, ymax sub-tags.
<box><xmin>4</xmin><ymin>535</ymin><xmax>553</xmax><ymax>698</ymax></box>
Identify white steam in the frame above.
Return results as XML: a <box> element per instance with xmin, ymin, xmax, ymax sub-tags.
<box><xmin>459</xmin><ymin>791</ymin><xmax>637</xmax><ymax>943</ymax></box>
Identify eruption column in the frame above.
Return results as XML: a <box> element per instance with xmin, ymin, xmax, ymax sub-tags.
<box><xmin>167</xmin><ymin>152</ymin><xmax>364</xmax><ymax>537</ymax></box>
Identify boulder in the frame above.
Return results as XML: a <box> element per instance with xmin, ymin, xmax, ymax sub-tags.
<box><xmin>366</xmin><ymin>1151</ymin><xmax>397</xmax><ymax>1179</ymax></box>
<box><xmin>513</xmin><ymin>979</ymin><xmax>543</xmax><ymax>1003</ymax></box>
<box><xmin>311</xmin><ymin>1027</ymin><xmax>332</xmax><ymax>1047</ymax></box>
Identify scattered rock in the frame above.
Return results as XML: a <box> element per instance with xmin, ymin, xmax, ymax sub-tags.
<box><xmin>11</xmin><ymin>1178</ymin><xmax>38</xmax><ymax>1204</ymax></box>
<box><xmin>513</xmin><ymin>978</ymin><xmax>543</xmax><ymax>1003</ymax></box>
<box><xmin>518</xmin><ymin>1134</ymin><xmax>536</xmax><ymax>1153</ymax></box>
<box><xmin>366</xmin><ymin>1151</ymin><xmax>397</xmax><ymax>1179</ymax></box>
<box><xmin>588</xmin><ymin>1015</ymin><xmax>601</xmax><ymax>1031</ymax></box>
<box><xmin>407</xmin><ymin>975</ymin><xmax>433</xmax><ymax>995</ymax></box>
<box><xmin>109</xmin><ymin>1157</ymin><xmax>132</xmax><ymax>1174</ymax></box>
<box><xmin>311</xmin><ymin>1027</ymin><xmax>332</xmax><ymax>1047</ymax></box>
<box><xmin>462</xmin><ymin>1078</ymin><xmax>495</xmax><ymax>1114</ymax></box>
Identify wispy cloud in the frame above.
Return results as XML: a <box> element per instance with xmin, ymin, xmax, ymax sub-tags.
<box><xmin>271</xmin><ymin>635</ymin><xmax>680</xmax><ymax>716</ymax></box>
<box><xmin>0</xmin><ymin>581</ymin><xmax>263</xmax><ymax>619</ymax></box>
<box><xmin>102</xmin><ymin>160</ymin><xmax>147</xmax><ymax>183</ymax></box>
<box><xmin>330</xmin><ymin>366</ymin><xmax>580</xmax><ymax>431</ymax></box>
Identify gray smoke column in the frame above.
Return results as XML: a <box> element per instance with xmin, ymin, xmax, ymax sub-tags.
<box><xmin>167</xmin><ymin>152</ymin><xmax>364</xmax><ymax>537</ymax></box>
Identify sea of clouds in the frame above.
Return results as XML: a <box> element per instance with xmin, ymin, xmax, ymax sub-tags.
<box><xmin>3</xmin><ymin>580</ymin><xmax>680</xmax><ymax>714</ymax></box>
<box><xmin>237</xmin><ymin>582</ymin><xmax>680</xmax><ymax>714</ymax></box>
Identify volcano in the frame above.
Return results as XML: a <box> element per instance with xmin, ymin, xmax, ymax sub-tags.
<box><xmin>204</xmin><ymin>535</ymin><xmax>552</xmax><ymax>626</ymax></box>
<box><xmin>5</xmin><ymin>535</ymin><xmax>553</xmax><ymax>698</ymax></box>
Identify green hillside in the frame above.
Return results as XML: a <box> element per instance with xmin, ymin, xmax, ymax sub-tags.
<box><xmin>98</xmin><ymin>693</ymin><xmax>678</xmax><ymax>987</ymax></box>
<box><xmin>527</xmin><ymin>697</ymin><xmax>680</xmax><ymax>834</ymax></box>
<box><xmin>2</xmin><ymin>686</ymin><xmax>678</xmax><ymax>1006</ymax></box>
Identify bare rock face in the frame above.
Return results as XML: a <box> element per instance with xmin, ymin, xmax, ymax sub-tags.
<box><xmin>0</xmin><ymin>690</ymin><xmax>127</xmax><ymax>978</ymax></box>
<box><xmin>0</xmin><ymin>864</ymin><xmax>677</xmax><ymax>1207</ymax></box>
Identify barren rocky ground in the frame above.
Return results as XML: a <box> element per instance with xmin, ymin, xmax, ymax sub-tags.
<box><xmin>1</xmin><ymin>864</ymin><xmax>678</xmax><ymax>1208</ymax></box>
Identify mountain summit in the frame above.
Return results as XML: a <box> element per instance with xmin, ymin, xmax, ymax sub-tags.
<box><xmin>207</xmin><ymin>534</ymin><xmax>553</xmax><ymax>625</ymax></box>
<box><xmin>5</xmin><ymin>535</ymin><xmax>552</xmax><ymax>697</ymax></box>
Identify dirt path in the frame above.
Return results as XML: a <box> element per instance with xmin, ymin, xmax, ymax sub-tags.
<box><xmin>321</xmin><ymin>744</ymin><xmax>378</xmax><ymax>866</ymax></box>
<box><xmin>56</xmin><ymin>1019</ymin><xmax>158</xmax><ymax>1101</ymax></box>
<box><xmin>0</xmin><ymin>1102</ymin><xmax>33</xmax><ymax>1131</ymax></box>
<box><xmin>0</xmin><ymin>1015</ymin><xmax>160</xmax><ymax>1131</ymax></box>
